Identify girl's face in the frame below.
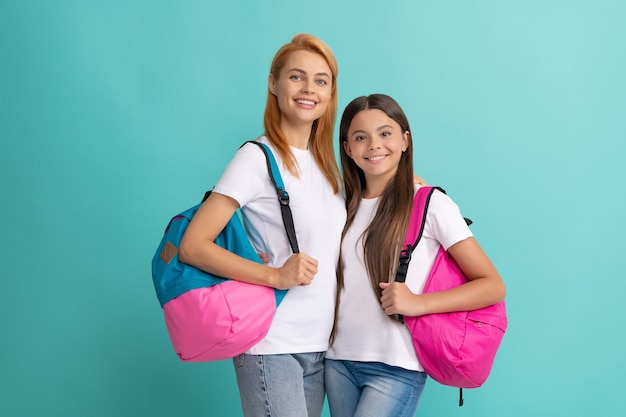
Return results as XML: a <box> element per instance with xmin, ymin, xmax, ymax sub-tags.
<box><xmin>344</xmin><ymin>109</ymin><xmax>409</xmax><ymax>191</ymax></box>
<box><xmin>269</xmin><ymin>50</ymin><xmax>332</xmax><ymax>130</ymax></box>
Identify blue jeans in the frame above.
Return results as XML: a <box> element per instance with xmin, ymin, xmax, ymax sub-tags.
<box><xmin>233</xmin><ymin>352</ymin><xmax>325</xmax><ymax>417</ymax></box>
<box><xmin>325</xmin><ymin>359</ymin><xmax>427</xmax><ymax>417</ymax></box>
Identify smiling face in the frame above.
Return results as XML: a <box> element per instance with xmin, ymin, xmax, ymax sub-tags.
<box><xmin>343</xmin><ymin>109</ymin><xmax>409</xmax><ymax>196</ymax></box>
<box><xmin>269</xmin><ymin>49</ymin><xmax>333</xmax><ymax>134</ymax></box>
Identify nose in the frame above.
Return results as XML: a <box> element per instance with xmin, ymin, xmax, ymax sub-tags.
<box><xmin>302</xmin><ymin>80</ymin><xmax>315</xmax><ymax>94</ymax></box>
<box><xmin>368</xmin><ymin>139</ymin><xmax>381</xmax><ymax>150</ymax></box>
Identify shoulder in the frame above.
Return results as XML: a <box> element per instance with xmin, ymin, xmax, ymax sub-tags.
<box><xmin>236</xmin><ymin>138</ymin><xmax>267</xmax><ymax>159</ymax></box>
<box><xmin>430</xmin><ymin>187</ymin><xmax>460</xmax><ymax>213</ymax></box>
<box><xmin>412</xmin><ymin>185</ymin><xmax>459</xmax><ymax>214</ymax></box>
<box><xmin>214</xmin><ymin>138</ymin><xmax>273</xmax><ymax>201</ymax></box>
<box><xmin>417</xmin><ymin>186</ymin><xmax>472</xmax><ymax>248</ymax></box>
<box><xmin>226</xmin><ymin>138</ymin><xmax>273</xmax><ymax>172</ymax></box>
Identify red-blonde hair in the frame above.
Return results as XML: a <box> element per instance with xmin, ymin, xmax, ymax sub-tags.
<box><xmin>264</xmin><ymin>34</ymin><xmax>341</xmax><ymax>194</ymax></box>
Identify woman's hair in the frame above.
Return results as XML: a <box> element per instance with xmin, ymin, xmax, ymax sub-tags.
<box><xmin>264</xmin><ymin>33</ymin><xmax>341</xmax><ymax>194</ymax></box>
<box><xmin>334</xmin><ymin>94</ymin><xmax>415</xmax><ymax>332</ymax></box>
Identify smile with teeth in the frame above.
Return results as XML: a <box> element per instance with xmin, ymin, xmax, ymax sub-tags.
<box><xmin>366</xmin><ymin>155</ymin><xmax>388</xmax><ymax>162</ymax></box>
<box><xmin>295</xmin><ymin>99</ymin><xmax>317</xmax><ymax>106</ymax></box>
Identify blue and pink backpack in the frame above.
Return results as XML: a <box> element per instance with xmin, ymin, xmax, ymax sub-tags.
<box><xmin>151</xmin><ymin>141</ymin><xmax>298</xmax><ymax>362</ymax></box>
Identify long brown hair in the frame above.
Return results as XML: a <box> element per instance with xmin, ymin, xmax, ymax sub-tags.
<box><xmin>264</xmin><ymin>34</ymin><xmax>341</xmax><ymax>194</ymax></box>
<box><xmin>335</xmin><ymin>94</ymin><xmax>415</xmax><ymax>334</ymax></box>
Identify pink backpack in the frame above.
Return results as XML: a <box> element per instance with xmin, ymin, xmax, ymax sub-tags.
<box><xmin>395</xmin><ymin>186</ymin><xmax>507</xmax><ymax>404</ymax></box>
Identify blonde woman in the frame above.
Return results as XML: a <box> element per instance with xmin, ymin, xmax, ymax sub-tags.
<box><xmin>180</xmin><ymin>34</ymin><xmax>346</xmax><ymax>417</ymax></box>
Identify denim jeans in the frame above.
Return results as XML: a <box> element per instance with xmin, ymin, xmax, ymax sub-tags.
<box><xmin>325</xmin><ymin>359</ymin><xmax>427</xmax><ymax>417</ymax></box>
<box><xmin>233</xmin><ymin>352</ymin><xmax>325</xmax><ymax>417</ymax></box>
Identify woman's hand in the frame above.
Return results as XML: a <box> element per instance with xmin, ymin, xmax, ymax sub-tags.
<box><xmin>414</xmin><ymin>175</ymin><xmax>427</xmax><ymax>185</ymax></box>
<box><xmin>273</xmin><ymin>253</ymin><xmax>318</xmax><ymax>289</ymax></box>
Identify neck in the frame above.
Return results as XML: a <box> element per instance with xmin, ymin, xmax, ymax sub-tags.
<box><xmin>281</xmin><ymin>120</ymin><xmax>313</xmax><ymax>150</ymax></box>
<box><xmin>362</xmin><ymin>183</ymin><xmax>385</xmax><ymax>199</ymax></box>
<box><xmin>363</xmin><ymin>175</ymin><xmax>393</xmax><ymax>199</ymax></box>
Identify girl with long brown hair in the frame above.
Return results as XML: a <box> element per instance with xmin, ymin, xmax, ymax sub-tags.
<box><xmin>325</xmin><ymin>94</ymin><xmax>506</xmax><ymax>417</ymax></box>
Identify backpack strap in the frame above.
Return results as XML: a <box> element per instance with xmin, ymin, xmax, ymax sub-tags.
<box><xmin>394</xmin><ymin>186</ymin><xmax>439</xmax><ymax>284</ymax></box>
<box><xmin>243</xmin><ymin>141</ymin><xmax>299</xmax><ymax>254</ymax></box>
<box><xmin>395</xmin><ymin>186</ymin><xmax>471</xmax><ymax>283</ymax></box>
<box><xmin>203</xmin><ymin>141</ymin><xmax>299</xmax><ymax>254</ymax></box>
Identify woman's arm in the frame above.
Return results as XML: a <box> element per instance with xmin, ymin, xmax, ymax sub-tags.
<box><xmin>380</xmin><ymin>237</ymin><xmax>506</xmax><ymax>317</ymax></box>
<box><xmin>179</xmin><ymin>191</ymin><xmax>318</xmax><ymax>290</ymax></box>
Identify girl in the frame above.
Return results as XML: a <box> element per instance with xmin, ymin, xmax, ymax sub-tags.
<box><xmin>325</xmin><ymin>94</ymin><xmax>506</xmax><ymax>417</ymax></box>
<box><xmin>179</xmin><ymin>34</ymin><xmax>346</xmax><ymax>417</ymax></box>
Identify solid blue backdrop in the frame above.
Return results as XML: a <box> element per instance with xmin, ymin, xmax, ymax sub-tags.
<box><xmin>1</xmin><ymin>1</ymin><xmax>625</xmax><ymax>416</ymax></box>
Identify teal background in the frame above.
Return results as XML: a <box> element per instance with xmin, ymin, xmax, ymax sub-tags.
<box><xmin>2</xmin><ymin>1</ymin><xmax>625</xmax><ymax>416</ymax></box>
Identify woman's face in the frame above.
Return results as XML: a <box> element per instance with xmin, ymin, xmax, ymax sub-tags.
<box><xmin>343</xmin><ymin>109</ymin><xmax>409</xmax><ymax>188</ymax></box>
<box><xmin>269</xmin><ymin>49</ymin><xmax>332</xmax><ymax>130</ymax></box>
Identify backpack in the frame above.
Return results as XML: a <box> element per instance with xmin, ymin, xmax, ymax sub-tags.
<box><xmin>151</xmin><ymin>141</ymin><xmax>298</xmax><ymax>362</ymax></box>
<box><xmin>395</xmin><ymin>186</ymin><xmax>507</xmax><ymax>405</ymax></box>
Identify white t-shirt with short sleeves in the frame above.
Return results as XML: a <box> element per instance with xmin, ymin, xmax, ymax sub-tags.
<box><xmin>212</xmin><ymin>137</ymin><xmax>346</xmax><ymax>354</ymax></box>
<box><xmin>326</xmin><ymin>185</ymin><xmax>472</xmax><ymax>370</ymax></box>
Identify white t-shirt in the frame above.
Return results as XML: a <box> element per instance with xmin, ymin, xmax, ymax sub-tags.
<box><xmin>326</xmin><ymin>185</ymin><xmax>472</xmax><ymax>371</ymax></box>
<box><xmin>212</xmin><ymin>137</ymin><xmax>346</xmax><ymax>354</ymax></box>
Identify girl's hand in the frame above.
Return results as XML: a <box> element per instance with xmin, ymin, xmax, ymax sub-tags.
<box><xmin>257</xmin><ymin>252</ymin><xmax>270</xmax><ymax>264</ymax></box>
<box><xmin>379</xmin><ymin>282</ymin><xmax>424</xmax><ymax>317</ymax></box>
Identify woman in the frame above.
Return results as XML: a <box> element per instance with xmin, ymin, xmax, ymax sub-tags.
<box><xmin>325</xmin><ymin>94</ymin><xmax>506</xmax><ymax>417</ymax></box>
<box><xmin>179</xmin><ymin>34</ymin><xmax>346</xmax><ymax>417</ymax></box>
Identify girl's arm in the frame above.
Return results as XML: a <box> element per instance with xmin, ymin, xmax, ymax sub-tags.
<box><xmin>380</xmin><ymin>237</ymin><xmax>506</xmax><ymax>317</ymax></box>
<box><xmin>179</xmin><ymin>191</ymin><xmax>318</xmax><ymax>290</ymax></box>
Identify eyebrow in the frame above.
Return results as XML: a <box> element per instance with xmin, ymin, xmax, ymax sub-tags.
<box><xmin>350</xmin><ymin>125</ymin><xmax>395</xmax><ymax>135</ymax></box>
<box><xmin>288</xmin><ymin>67</ymin><xmax>331</xmax><ymax>78</ymax></box>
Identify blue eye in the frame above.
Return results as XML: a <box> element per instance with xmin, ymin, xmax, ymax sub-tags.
<box><xmin>316</xmin><ymin>79</ymin><xmax>327</xmax><ymax>86</ymax></box>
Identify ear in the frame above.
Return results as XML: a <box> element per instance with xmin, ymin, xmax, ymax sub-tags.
<box><xmin>268</xmin><ymin>75</ymin><xmax>277</xmax><ymax>95</ymax></box>
<box><xmin>402</xmin><ymin>131</ymin><xmax>410</xmax><ymax>152</ymax></box>
<box><xmin>343</xmin><ymin>140</ymin><xmax>352</xmax><ymax>158</ymax></box>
